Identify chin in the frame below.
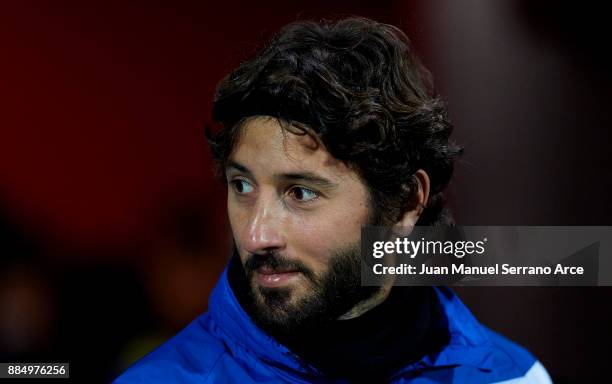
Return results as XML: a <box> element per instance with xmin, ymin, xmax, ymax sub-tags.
<box><xmin>252</xmin><ymin>280</ymin><xmax>305</xmax><ymax>309</ymax></box>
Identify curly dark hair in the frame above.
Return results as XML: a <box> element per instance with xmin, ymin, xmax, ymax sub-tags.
<box><xmin>207</xmin><ymin>17</ymin><xmax>462</xmax><ymax>225</ymax></box>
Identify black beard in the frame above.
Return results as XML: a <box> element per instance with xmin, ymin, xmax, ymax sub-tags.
<box><xmin>231</xmin><ymin>244</ymin><xmax>380</xmax><ymax>344</ymax></box>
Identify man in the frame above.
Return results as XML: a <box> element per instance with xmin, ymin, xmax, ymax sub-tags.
<box><xmin>115</xmin><ymin>18</ymin><xmax>552</xmax><ymax>383</ymax></box>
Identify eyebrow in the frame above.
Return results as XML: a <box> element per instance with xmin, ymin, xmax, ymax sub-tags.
<box><xmin>226</xmin><ymin>160</ymin><xmax>254</xmax><ymax>178</ymax></box>
<box><xmin>226</xmin><ymin>160</ymin><xmax>338</xmax><ymax>190</ymax></box>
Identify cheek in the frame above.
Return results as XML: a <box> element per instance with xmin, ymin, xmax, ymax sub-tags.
<box><xmin>290</xmin><ymin>200</ymin><xmax>368</xmax><ymax>270</ymax></box>
<box><xmin>227</xmin><ymin>199</ymin><xmax>247</xmax><ymax>251</ymax></box>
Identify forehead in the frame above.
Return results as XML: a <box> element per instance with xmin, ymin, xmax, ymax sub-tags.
<box><xmin>228</xmin><ymin>117</ymin><xmax>355</xmax><ymax>181</ymax></box>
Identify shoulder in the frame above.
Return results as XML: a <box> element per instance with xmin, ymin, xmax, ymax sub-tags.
<box><xmin>423</xmin><ymin>287</ymin><xmax>553</xmax><ymax>384</ymax></box>
<box><xmin>482</xmin><ymin>327</ymin><xmax>552</xmax><ymax>384</ymax></box>
<box><xmin>395</xmin><ymin>328</ymin><xmax>553</xmax><ymax>384</ymax></box>
<box><xmin>113</xmin><ymin>313</ymin><xmax>230</xmax><ymax>384</ymax></box>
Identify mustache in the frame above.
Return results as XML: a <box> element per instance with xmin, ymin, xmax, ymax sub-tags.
<box><xmin>244</xmin><ymin>252</ymin><xmax>316</xmax><ymax>281</ymax></box>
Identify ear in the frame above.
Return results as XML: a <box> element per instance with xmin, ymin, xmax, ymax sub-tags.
<box><xmin>395</xmin><ymin>169</ymin><xmax>430</xmax><ymax>228</ymax></box>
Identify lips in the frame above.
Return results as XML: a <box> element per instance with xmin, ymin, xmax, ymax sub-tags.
<box><xmin>255</xmin><ymin>266</ymin><xmax>300</xmax><ymax>288</ymax></box>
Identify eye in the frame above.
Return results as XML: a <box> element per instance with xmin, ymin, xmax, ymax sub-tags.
<box><xmin>230</xmin><ymin>179</ymin><xmax>254</xmax><ymax>194</ymax></box>
<box><xmin>288</xmin><ymin>186</ymin><xmax>319</xmax><ymax>202</ymax></box>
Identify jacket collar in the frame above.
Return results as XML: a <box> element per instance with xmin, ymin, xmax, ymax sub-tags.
<box><xmin>391</xmin><ymin>286</ymin><xmax>496</xmax><ymax>378</ymax></box>
<box><xmin>206</xmin><ymin>264</ymin><xmax>495</xmax><ymax>380</ymax></box>
<box><xmin>206</xmin><ymin>266</ymin><xmax>317</xmax><ymax>379</ymax></box>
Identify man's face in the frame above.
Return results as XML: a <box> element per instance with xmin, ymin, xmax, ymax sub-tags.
<box><xmin>226</xmin><ymin>116</ymin><xmax>378</xmax><ymax>335</ymax></box>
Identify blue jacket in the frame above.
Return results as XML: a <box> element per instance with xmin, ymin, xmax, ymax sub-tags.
<box><xmin>114</xmin><ymin>267</ymin><xmax>552</xmax><ymax>383</ymax></box>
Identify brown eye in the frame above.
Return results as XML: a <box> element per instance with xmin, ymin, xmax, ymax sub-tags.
<box><xmin>231</xmin><ymin>179</ymin><xmax>254</xmax><ymax>194</ymax></box>
<box><xmin>289</xmin><ymin>186</ymin><xmax>319</xmax><ymax>202</ymax></box>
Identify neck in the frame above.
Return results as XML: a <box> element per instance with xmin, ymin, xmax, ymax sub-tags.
<box><xmin>282</xmin><ymin>286</ymin><xmax>448</xmax><ymax>381</ymax></box>
<box><xmin>338</xmin><ymin>283</ymin><xmax>392</xmax><ymax>320</ymax></box>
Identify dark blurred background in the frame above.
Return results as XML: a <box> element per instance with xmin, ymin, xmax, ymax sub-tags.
<box><xmin>1</xmin><ymin>1</ymin><xmax>610</xmax><ymax>383</ymax></box>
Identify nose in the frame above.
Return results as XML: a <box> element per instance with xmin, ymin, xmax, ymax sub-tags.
<box><xmin>240</xmin><ymin>194</ymin><xmax>286</xmax><ymax>255</ymax></box>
